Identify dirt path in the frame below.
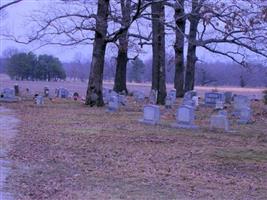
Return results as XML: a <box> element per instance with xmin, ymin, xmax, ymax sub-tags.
<box><xmin>0</xmin><ymin>106</ymin><xmax>19</xmax><ymax>200</ymax></box>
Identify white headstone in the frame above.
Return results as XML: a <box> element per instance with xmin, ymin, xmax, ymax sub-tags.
<box><xmin>215</xmin><ymin>100</ymin><xmax>224</xmax><ymax>110</ymax></box>
<box><xmin>210</xmin><ymin>112</ymin><xmax>229</xmax><ymax>131</ymax></box>
<box><xmin>35</xmin><ymin>95</ymin><xmax>44</xmax><ymax>105</ymax></box>
<box><xmin>238</xmin><ymin>107</ymin><xmax>252</xmax><ymax>124</ymax></box>
<box><xmin>172</xmin><ymin>105</ymin><xmax>197</xmax><ymax>129</ymax></box>
<box><xmin>139</xmin><ymin>105</ymin><xmax>160</xmax><ymax>125</ymax></box>
<box><xmin>192</xmin><ymin>96</ymin><xmax>199</xmax><ymax>107</ymax></box>
<box><xmin>107</xmin><ymin>95</ymin><xmax>119</xmax><ymax>112</ymax></box>
<box><xmin>233</xmin><ymin>95</ymin><xmax>250</xmax><ymax>116</ymax></box>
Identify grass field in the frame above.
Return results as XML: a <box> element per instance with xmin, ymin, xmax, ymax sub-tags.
<box><xmin>0</xmin><ymin>74</ymin><xmax>267</xmax><ymax>199</ymax></box>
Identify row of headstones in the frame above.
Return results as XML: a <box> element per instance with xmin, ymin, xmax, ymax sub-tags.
<box><xmin>139</xmin><ymin>91</ymin><xmax>252</xmax><ymax>131</ymax></box>
<box><xmin>105</xmin><ymin>88</ymin><xmax>177</xmax><ymax>112</ymax></box>
<box><xmin>0</xmin><ymin>85</ymin><xmax>80</xmax><ymax>105</ymax></box>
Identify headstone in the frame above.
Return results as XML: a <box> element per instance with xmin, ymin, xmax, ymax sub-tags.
<box><xmin>0</xmin><ymin>88</ymin><xmax>19</xmax><ymax>102</ymax></box>
<box><xmin>1</xmin><ymin>88</ymin><xmax>15</xmax><ymax>98</ymax></box>
<box><xmin>184</xmin><ymin>90</ymin><xmax>197</xmax><ymax>101</ymax></box>
<box><xmin>35</xmin><ymin>95</ymin><xmax>44</xmax><ymax>105</ymax></box>
<box><xmin>14</xmin><ymin>84</ymin><xmax>19</xmax><ymax>96</ymax></box>
<box><xmin>44</xmin><ymin>87</ymin><xmax>49</xmax><ymax>97</ymax></box>
<box><xmin>169</xmin><ymin>89</ymin><xmax>177</xmax><ymax>103</ymax></box>
<box><xmin>107</xmin><ymin>95</ymin><xmax>119</xmax><ymax>112</ymax></box>
<box><xmin>73</xmin><ymin>92</ymin><xmax>79</xmax><ymax>101</ymax></box>
<box><xmin>172</xmin><ymin>105</ymin><xmax>197</xmax><ymax>129</ymax></box>
<box><xmin>204</xmin><ymin>92</ymin><xmax>225</xmax><ymax>107</ymax></box>
<box><xmin>139</xmin><ymin>104</ymin><xmax>160</xmax><ymax>125</ymax></box>
<box><xmin>210</xmin><ymin>111</ymin><xmax>229</xmax><ymax>131</ymax></box>
<box><xmin>56</xmin><ymin>88</ymin><xmax>69</xmax><ymax>98</ymax></box>
<box><xmin>149</xmin><ymin>89</ymin><xmax>158</xmax><ymax>104</ymax></box>
<box><xmin>215</xmin><ymin>100</ymin><xmax>224</xmax><ymax>110</ymax></box>
<box><xmin>192</xmin><ymin>96</ymin><xmax>199</xmax><ymax>107</ymax></box>
<box><xmin>238</xmin><ymin>107</ymin><xmax>252</xmax><ymax>124</ymax></box>
<box><xmin>133</xmin><ymin>91</ymin><xmax>145</xmax><ymax>103</ymax></box>
<box><xmin>165</xmin><ymin>95</ymin><xmax>173</xmax><ymax>109</ymax></box>
<box><xmin>103</xmin><ymin>88</ymin><xmax>111</xmax><ymax>104</ymax></box>
<box><xmin>233</xmin><ymin>95</ymin><xmax>250</xmax><ymax>112</ymax></box>
<box><xmin>224</xmin><ymin>92</ymin><xmax>232</xmax><ymax>104</ymax></box>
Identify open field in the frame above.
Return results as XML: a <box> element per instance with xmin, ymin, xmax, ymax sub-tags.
<box><xmin>0</xmin><ymin>74</ymin><xmax>267</xmax><ymax>199</ymax></box>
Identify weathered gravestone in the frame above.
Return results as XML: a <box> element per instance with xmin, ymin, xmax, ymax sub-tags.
<box><xmin>14</xmin><ymin>84</ymin><xmax>19</xmax><ymax>96</ymax></box>
<box><xmin>192</xmin><ymin>96</ymin><xmax>199</xmax><ymax>107</ymax></box>
<box><xmin>133</xmin><ymin>91</ymin><xmax>145</xmax><ymax>103</ymax></box>
<box><xmin>233</xmin><ymin>95</ymin><xmax>250</xmax><ymax>116</ymax></box>
<box><xmin>0</xmin><ymin>88</ymin><xmax>19</xmax><ymax>102</ymax></box>
<box><xmin>169</xmin><ymin>89</ymin><xmax>176</xmax><ymax>102</ymax></box>
<box><xmin>139</xmin><ymin>105</ymin><xmax>160</xmax><ymax>125</ymax></box>
<box><xmin>103</xmin><ymin>88</ymin><xmax>111</xmax><ymax>104</ymax></box>
<box><xmin>107</xmin><ymin>95</ymin><xmax>119</xmax><ymax>112</ymax></box>
<box><xmin>165</xmin><ymin>95</ymin><xmax>173</xmax><ymax>109</ymax></box>
<box><xmin>204</xmin><ymin>92</ymin><xmax>225</xmax><ymax>107</ymax></box>
<box><xmin>56</xmin><ymin>88</ymin><xmax>69</xmax><ymax>98</ymax></box>
<box><xmin>73</xmin><ymin>92</ymin><xmax>79</xmax><ymax>101</ymax></box>
<box><xmin>215</xmin><ymin>100</ymin><xmax>224</xmax><ymax>110</ymax></box>
<box><xmin>172</xmin><ymin>105</ymin><xmax>197</xmax><ymax>129</ymax></box>
<box><xmin>224</xmin><ymin>92</ymin><xmax>232</xmax><ymax>104</ymax></box>
<box><xmin>149</xmin><ymin>89</ymin><xmax>158</xmax><ymax>104</ymax></box>
<box><xmin>238</xmin><ymin>107</ymin><xmax>252</xmax><ymax>124</ymax></box>
<box><xmin>44</xmin><ymin>87</ymin><xmax>49</xmax><ymax>97</ymax></box>
<box><xmin>210</xmin><ymin>110</ymin><xmax>229</xmax><ymax>131</ymax></box>
<box><xmin>184</xmin><ymin>90</ymin><xmax>197</xmax><ymax>101</ymax></box>
<box><xmin>35</xmin><ymin>95</ymin><xmax>44</xmax><ymax>105</ymax></box>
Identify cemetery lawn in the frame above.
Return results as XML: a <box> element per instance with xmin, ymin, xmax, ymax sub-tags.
<box><xmin>3</xmin><ymin>99</ymin><xmax>267</xmax><ymax>200</ymax></box>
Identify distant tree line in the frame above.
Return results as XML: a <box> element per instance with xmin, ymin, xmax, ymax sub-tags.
<box><xmin>6</xmin><ymin>52</ymin><xmax>66</xmax><ymax>81</ymax></box>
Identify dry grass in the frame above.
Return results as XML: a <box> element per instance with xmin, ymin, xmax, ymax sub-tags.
<box><xmin>1</xmin><ymin>94</ymin><xmax>267</xmax><ymax>200</ymax></box>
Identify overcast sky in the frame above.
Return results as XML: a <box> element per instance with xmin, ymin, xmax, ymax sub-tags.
<box><xmin>0</xmin><ymin>0</ymin><xmax>265</xmax><ymax>64</ymax></box>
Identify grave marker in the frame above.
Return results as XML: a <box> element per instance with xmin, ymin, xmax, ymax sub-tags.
<box><xmin>238</xmin><ymin>107</ymin><xmax>252</xmax><ymax>124</ymax></box>
<box><xmin>107</xmin><ymin>95</ymin><xmax>119</xmax><ymax>112</ymax></box>
<box><xmin>44</xmin><ymin>87</ymin><xmax>49</xmax><ymax>97</ymax></box>
<box><xmin>172</xmin><ymin>105</ymin><xmax>197</xmax><ymax>129</ymax></box>
<box><xmin>139</xmin><ymin>105</ymin><xmax>160</xmax><ymax>125</ymax></box>
<box><xmin>149</xmin><ymin>89</ymin><xmax>158</xmax><ymax>104</ymax></box>
<box><xmin>233</xmin><ymin>95</ymin><xmax>250</xmax><ymax>116</ymax></box>
<box><xmin>210</xmin><ymin>110</ymin><xmax>229</xmax><ymax>131</ymax></box>
<box><xmin>204</xmin><ymin>92</ymin><xmax>225</xmax><ymax>107</ymax></box>
<box><xmin>35</xmin><ymin>95</ymin><xmax>44</xmax><ymax>105</ymax></box>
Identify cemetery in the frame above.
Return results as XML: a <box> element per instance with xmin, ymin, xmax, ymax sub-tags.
<box><xmin>0</xmin><ymin>77</ymin><xmax>266</xmax><ymax>199</ymax></box>
<box><xmin>0</xmin><ymin>0</ymin><xmax>267</xmax><ymax>199</ymax></box>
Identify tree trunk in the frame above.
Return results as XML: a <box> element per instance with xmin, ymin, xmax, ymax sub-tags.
<box><xmin>174</xmin><ymin>0</ymin><xmax>186</xmax><ymax>97</ymax></box>
<box><xmin>184</xmin><ymin>0</ymin><xmax>200</xmax><ymax>92</ymax></box>
<box><xmin>151</xmin><ymin>0</ymin><xmax>166</xmax><ymax>105</ymax></box>
<box><xmin>85</xmin><ymin>0</ymin><xmax>109</xmax><ymax>107</ymax></box>
<box><xmin>113</xmin><ymin>0</ymin><xmax>131</xmax><ymax>94</ymax></box>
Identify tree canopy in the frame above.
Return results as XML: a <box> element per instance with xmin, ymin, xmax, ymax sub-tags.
<box><xmin>7</xmin><ymin>52</ymin><xmax>66</xmax><ymax>81</ymax></box>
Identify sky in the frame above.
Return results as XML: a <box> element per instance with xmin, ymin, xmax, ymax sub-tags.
<box><xmin>0</xmin><ymin>0</ymin><xmax>91</xmax><ymax>62</ymax></box>
<box><xmin>0</xmin><ymin>0</ymin><xmax>265</xmax><ymax>64</ymax></box>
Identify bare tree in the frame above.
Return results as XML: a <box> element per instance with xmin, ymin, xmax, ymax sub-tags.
<box><xmin>113</xmin><ymin>0</ymin><xmax>132</xmax><ymax>94</ymax></box>
<box><xmin>173</xmin><ymin>0</ymin><xmax>186</xmax><ymax>97</ymax></box>
<box><xmin>151</xmin><ymin>0</ymin><xmax>166</xmax><ymax>105</ymax></box>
